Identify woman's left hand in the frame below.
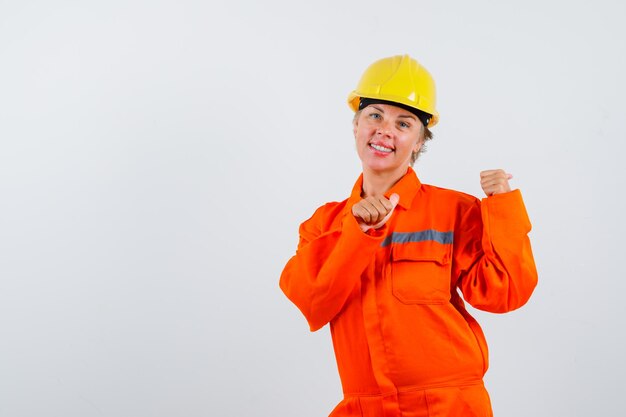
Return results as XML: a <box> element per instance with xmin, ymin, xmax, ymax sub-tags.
<box><xmin>480</xmin><ymin>169</ymin><xmax>513</xmax><ymax>196</ymax></box>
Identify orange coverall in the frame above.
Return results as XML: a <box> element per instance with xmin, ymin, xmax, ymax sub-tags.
<box><xmin>279</xmin><ymin>167</ymin><xmax>538</xmax><ymax>417</ymax></box>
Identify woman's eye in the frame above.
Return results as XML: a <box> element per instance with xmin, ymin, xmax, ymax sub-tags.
<box><xmin>369</xmin><ymin>113</ymin><xmax>381</xmax><ymax>119</ymax></box>
<box><xmin>399</xmin><ymin>121</ymin><xmax>410</xmax><ymax>128</ymax></box>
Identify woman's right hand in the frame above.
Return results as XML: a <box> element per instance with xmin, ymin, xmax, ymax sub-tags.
<box><xmin>352</xmin><ymin>193</ymin><xmax>400</xmax><ymax>232</ymax></box>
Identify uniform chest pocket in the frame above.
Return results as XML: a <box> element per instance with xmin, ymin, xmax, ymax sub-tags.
<box><xmin>390</xmin><ymin>243</ymin><xmax>452</xmax><ymax>304</ymax></box>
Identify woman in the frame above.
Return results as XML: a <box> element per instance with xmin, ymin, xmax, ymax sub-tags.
<box><xmin>279</xmin><ymin>54</ymin><xmax>537</xmax><ymax>417</ymax></box>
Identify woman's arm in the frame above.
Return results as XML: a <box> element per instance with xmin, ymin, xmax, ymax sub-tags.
<box><xmin>279</xmin><ymin>204</ymin><xmax>387</xmax><ymax>331</ymax></box>
<box><xmin>454</xmin><ymin>190</ymin><xmax>538</xmax><ymax>313</ymax></box>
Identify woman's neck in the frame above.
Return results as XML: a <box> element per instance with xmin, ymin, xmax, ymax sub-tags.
<box><xmin>361</xmin><ymin>166</ymin><xmax>408</xmax><ymax>197</ymax></box>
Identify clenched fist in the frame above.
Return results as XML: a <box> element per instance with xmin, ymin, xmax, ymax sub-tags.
<box><xmin>480</xmin><ymin>169</ymin><xmax>513</xmax><ymax>196</ymax></box>
<box><xmin>352</xmin><ymin>193</ymin><xmax>400</xmax><ymax>233</ymax></box>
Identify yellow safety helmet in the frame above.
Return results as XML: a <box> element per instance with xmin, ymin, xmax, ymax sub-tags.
<box><xmin>347</xmin><ymin>54</ymin><xmax>439</xmax><ymax>128</ymax></box>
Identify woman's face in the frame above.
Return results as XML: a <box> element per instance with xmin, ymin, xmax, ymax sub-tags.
<box><xmin>353</xmin><ymin>103</ymin><xmax>423</xmax><ymax>175</ymax></box>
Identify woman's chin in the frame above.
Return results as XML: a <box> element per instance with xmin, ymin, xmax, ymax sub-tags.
<box><xmin>361</xmin><ymin>158</ymin><xmax>406</xmax><ymax>175</ymax></box>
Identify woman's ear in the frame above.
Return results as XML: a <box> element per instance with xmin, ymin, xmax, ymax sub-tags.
<box><xmin>414</xmin><ymin>135</ymin><xmax>423</xmax><ymax>153</ymax></box>
<box><xmin>415</xmin><ymin>124</ymin><xmax>427</xmax><ymax>150</ymax></box>
<box><xmin>352</xmin><ymin>110</ymin><xmax>361</xmax><ymax>137</ymax></box>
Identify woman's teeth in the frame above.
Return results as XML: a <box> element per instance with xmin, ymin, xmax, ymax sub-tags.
<box><xmin>371</xmin><ymin>144</ymin><xmax>393</xmax><ymax>153</ymax></box>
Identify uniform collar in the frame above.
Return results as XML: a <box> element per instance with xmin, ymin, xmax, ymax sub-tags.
<box><xmin>348</xmin><ymin>167</ymin><xmax>422</xmax><ymax>210</ymax></box>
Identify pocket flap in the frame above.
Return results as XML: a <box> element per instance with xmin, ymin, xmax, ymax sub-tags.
<box><xmin>391</xmin><ymin>241</ymin><xmax>451</xmax><ymax>265</ymax></box>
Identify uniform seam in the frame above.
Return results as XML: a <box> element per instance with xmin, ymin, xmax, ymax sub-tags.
<box><xmin>342</xmin><ymin>380</ymin><xmax>484</xmax><ymax>397</ymax></box>
<box><xmin>398</xmin><ymin>379</ymin><xmax>484</xmax><ymax>393</ymax></box>
<box><xmin>425</xmin><ymin>390</ymin><xmax>432</xmax><ymax>416</ymax></box>
<box><xmin>343</xmin><ymin>390</ymin><xmax>394</xmax><ymax>397</ymax></box>
<box><xmin>357</xmin><ymin>396</ymin><xmax>365</xmax><ymax>417</ymax></box>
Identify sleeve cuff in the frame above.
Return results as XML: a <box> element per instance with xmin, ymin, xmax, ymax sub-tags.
<box><xmin>481</xmin><ymin>189</ymin><xmax>532</xmax><ymax>236</ymax></box>
<box><xmin>341</xmin><ymin>211</ymin><xmax>388</xmax><ymax>244</ymax></box>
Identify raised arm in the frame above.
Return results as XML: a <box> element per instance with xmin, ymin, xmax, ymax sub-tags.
<box><xmin>454</xmin><ymin>171</ymin><xmax>538</xmax><ymax>313</ymax></box>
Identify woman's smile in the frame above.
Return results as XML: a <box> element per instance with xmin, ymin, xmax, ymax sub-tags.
<box><xmin>369</xmin><ymin>141</ymin><xmax>394</xmax><ymax>154</ymax></box>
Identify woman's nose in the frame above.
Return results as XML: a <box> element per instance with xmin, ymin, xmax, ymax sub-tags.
<box><xmin>376</xmin><ymin>121</ymin><xmax>392</xmax><ymax>136</ymax></box>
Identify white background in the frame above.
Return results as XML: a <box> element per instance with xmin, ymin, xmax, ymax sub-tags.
<box><xmin>1</xmin><ymin>1</ymin><xmax>625</xmax><ymax>416</ymax></box>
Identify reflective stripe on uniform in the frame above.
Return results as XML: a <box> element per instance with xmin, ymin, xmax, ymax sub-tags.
<box><xmin>381</xmin><ymin>230</ymin><xmax>454</xmax><ymax>247</ymax></box>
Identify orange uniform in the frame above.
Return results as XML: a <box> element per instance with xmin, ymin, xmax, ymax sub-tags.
<box><xmin>280</xmin><ymin>167</ymin><xmax>538</xmax><ymax>417</ymax></box>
